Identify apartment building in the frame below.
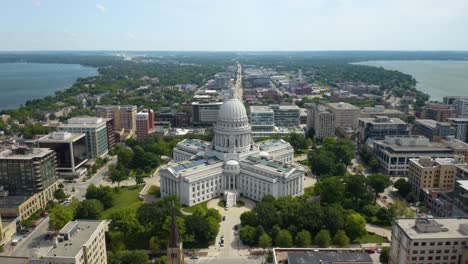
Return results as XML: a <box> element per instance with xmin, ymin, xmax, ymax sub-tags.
<box><xmin>95</xmin><ymin>105</ymin><xmax>137</xmax><ymax>131</ymax></box>
<box><xmin>358</xmin><ymin>116</ymin><xmax>410</xmax><ymax>147</ymax></box>
<box><xmin>191</xmin><ymin>101</ymin><xmax>223</xmax><ymax>126</ymax></box>
<box><xmin>136</xmin><ymin>109</ymin><xmax>155</xmax><ymax>139</ymax></box>
<box><xmin>360</xmin><ymin>105</ymin><xmax>406</xmax><ymax>119</ymax></box>
<box><xmin>307</xmin><ymin>104</ymin><xmax>335</xmax><ymax>139</ymax></box>
<box><xmin>421</xmin><ymin>103</ymin><xmax>456</xmax><ymax>122</ymax></box>
<box><xmin>0</xmin><ymin>146</ymin><xmax>57</xmax><ymax>195</ymax></box>
<box><xmin>413</xmin><ymin>119</ymin><xmax>453</xmax><ymax>142</ymax></box>
<box><xmin>270</xmin><ymin>104</ymin><xmax>300</xmax><ymax>127</ymax></box>
<box><xmin>390</xmin><ymin>218</ymin><xmax>468</xmax><ymax>264</ymax></box>
<box><xmin>448</xmin><ymin>118</ymin><xmax>468</xmax><ymax>143</ymax></box>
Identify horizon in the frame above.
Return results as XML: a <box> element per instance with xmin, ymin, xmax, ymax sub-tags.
<box><xmin>1</xmin><ymin>0</ymin><xmax>467</xmax><ymax>51</ymax></box>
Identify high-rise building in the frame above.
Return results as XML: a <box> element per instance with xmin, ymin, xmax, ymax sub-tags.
<box><xmin>443</xmin><ymin>96</ymin><xmax>468</xmax><ymax>105</ymax></box>
<box><xmin>270</xmin><ymin>104</ymin><xmax>300</xmax><ymax>127</ymax></box>
<box><xmin>42</xmin><ymin>220</ymin><xmax>109</xmax><ymax>264</ymax></box>
<box><xmin>455</xmin><ymin>99</ymin><xmax>468</xmax><ymax>118</ymax></box>
<box><xmin>58</xmin><ymin>117</ymin><xmax>110</xmax><ymax>159</ymax></box>
<box><xmin>448</xmin><ymin>118</ymin><xmax>468</xmax><ymax>142</ymax></box>
<box><xmin>250</xmin><ymin>106</ymin><xmax>275</xmax><ymax>133</ymax></box>
<box><xmin>357</xmin><ymin>116</ymin><xmax>410</xmax><ymax>147</ymax></box>
<box><xmin>421</xmin><ymin>103</ymin><xmax>456</xmax><ymax>122</ymax></box>
<box><xmin>191</xmin><ymin>101</ymin><xmax>223</xmax><ymax>126</ymax></box>
<box><xmin>413</xmin><ymin>119</ymin><xmax>454</xmax><ymax>142</ymax></box>
<box><xmin>38</xmin><ymin>132</ymin><xmax>88</xmax><ymax>178</ymax></box>
<box><xmin>136</xmin><ymin>109</ymin><xmax>154</xmax><ymax>139</ymax></box>
<box><xmin>95</xmin><ymin>105</ymin><xmax>137</xmax><ymax>131</ymax></box>
<box><xmin>389</xmin><ymin>218</ymin><xmax>468</xmax><ymax>264</ymax></box>
<box><xmin>452</xmin><ymin>180</ymin><xmax>468</xmax><ymax>217</ymax></box>
<box><xmin>307</xmin><ymin>104</ymin><xmax>335</xmax><ymax>139</ymax></box>
<box><xmin>327</xmin><ymin>102</ymin><xmax>361</xmax><ymax>130</ymax></box>
<box><xmin>0</xmin><ymin>146</ymin><xmax>57</xmax><ymax>195</ymax></box>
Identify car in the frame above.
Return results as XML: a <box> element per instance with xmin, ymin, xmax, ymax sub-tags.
<box><xmin>377</xmin><ymin>248</ymin><xmax>382</xmax><ymax>253</ymax></box>
<box><xmin>234</xmin><ymin>225</ymin><xmax>239</xmax><ymax>230</ymax></box>
<box><xmin>365</xmin><ymin>249</ymin><xmax>375</xmax><ymax>254</ymax></box>
<box><xmin>222</xmin><ymin>216</ymin><xmax>226</xmax><ymax>221</ymax></box>
<box><xmin>224</xmin><ymin>207</ymin><xmax>228</xmax><ymax>211</ymax></box>
<box><xmin>220</xmin><ymin>243</ymin><xmax>224</xmax><ymax>247</ymax></box>
<box><xmin>190</xmin><ymin>255</ymin><xmax>200</xmax><ymax>259</ymax></box>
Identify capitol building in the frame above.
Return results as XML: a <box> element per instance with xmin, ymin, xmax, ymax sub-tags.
<box><xmin>160</xmin><ymin>96</ymin><xmax>305</xmax><ymax>206</ymax></box>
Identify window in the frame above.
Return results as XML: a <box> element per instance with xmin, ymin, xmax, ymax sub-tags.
<box><xmin>445</xmin><ymin>241</ymin><xmax>451</xmax><ymax>246</ymax></box>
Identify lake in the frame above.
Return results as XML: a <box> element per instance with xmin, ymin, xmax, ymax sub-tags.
<box><xmin>355</xmin><ymin>60</ymin><xmax>468</xmax><ymax>102</ymax></box>
<box><xmin>0</xmin><ymin>62</ymin><xmax>98</xmax><ymax>110</ymax></box>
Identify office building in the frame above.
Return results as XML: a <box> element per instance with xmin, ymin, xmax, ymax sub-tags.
<box><xmin>307</xmin><ymin>104</ymin><xmax>335</xmax><ymax>139</ymax></box>
<box><xmin>273</xmin><ymin>248</ymin><xmax>372</xmax><ymax>264</ymax></box>
<box><xmin>389</xmin><ymin>218</ymin><xmax>468</xmax><ymax>264</ymax></box>
<box><xmin>455</xmin><ymin>99</ymin><xmax>468</xmax><ymax>118</ymax></box>
<box><xmin>191</xmin><ymin>101</ymin><xmax>223</xmax><ymax>126</ymax></box>
<box><xmin>0</xmin><ymin>182</ymin><xmax>58</xmax><ymax>221</ymax></box>
<box><xmin>0</xmin><ymin>257</ymin><xmax>30</xmax><ymax>264</ymax></box>
<box><xmin>413</xmin><ymin>119</ymin><xmax>454</xmax><ymax>142</ymax></box>
<box><xmin>372</xmin><ymin>136</ymin><xmax>456</xmax><ymax>176</ymax></box>
<box><xmin>0</xmin><ymin>146</ymin><xmax>57</xmax><ymax>195</ymax></box>
<box><xmin>160</xmin><ymin>97</ymin><xmax>304</xmax><ymax>206</ymax></box>
<box><xmin>58</xmin><ymin>117</ymin><xmax>109</xmax><ymax>159</ymax></box>
<box><xmin>444</xmin><ymin>96</ymin><xmax>468</xmax><ymax>105</ymax></box>
<box><xmin>327</xmin><ymin>102</ymin><xmax>361</xmax><ymax>129</ymax></box>
<box><xmin>358</xmin><ymin>116</ymin><xmax>410</xmax><ymax>146</ymax></box>
<box><xmin>250</xmin><ymin>106</ymin><xmax>275</xmax><ymax>133</ymax></box>
<box><xmin>408</xmin><ymin>156</ymin><xmax>464</xmax><ymax>195</ymax></box>
<box><xmin>448</xmin><ymin>118</ymin><xmax>468</xmax><ymax>142</ymax></box>
<box><xmin>421</xmin><ymin>103</ymin><xmax>456</xmax><ymax>122</ymax></box>
<box><xmin>95</xmin><ymin>105</ymin><xmax>137</xmax><ymax>131</ymax></box>
<box><xmin>38</xmin><ymin>132</ymin><xmax>88</xmax><ymax>178</ymax></box>
<box><xmin>270</xmin><ymin>104</ymin><xmax>300</xmax><ymax>127</ymax></box>
<box><xmin>452</xmin><ymin>180</ymin><xmax>468</xmax><ymax>217</ymax></box>
<box><xmin>360</xmin><ymin>105</ymin><xmax>406</xmax><ymax>119</ymax></box>
<box><xmin>136</xmin><ymin>109</ymin><xmax>154</xmax><ymax>139</ymax></box>
<box><xmin>441</xmin><ymin>139</ymin><xmax>468</xmax><ymax>163</ymax></box>
<box><xmin>41</xmin><ymin>220</ymin><xmax>109</xmax><ymax>264</ymax></box>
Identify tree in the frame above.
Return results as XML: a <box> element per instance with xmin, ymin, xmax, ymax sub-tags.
<box><xmin>345</xmin><ymin>213</ymin><xmax>367</xmax><ymax>241</ymax></box>
<box><xmin>294</xmin><ymin>230</ymin><xmax>312</xmax><ymax>247</ymax></box>
<box><xmin>323</xmin><ymin>204</ymin><xmax>345</xmax><ymax>234</ymax></box>
<box><xmin>115</xmin><ymin>250</ymin><xmax>149</xmax><ymax>264</ymax></box>
<box><xmin>75</xmin><ymin>199</ymin><xmax>104</xmax><ymax>219</ymax></box>
<box><xmin>275</xmin><ymin>230</ymin><xmax>293</xmax><ymax>247</ymax></box>
<box><xmin>109</xmin><ymin>165</ymin><xmax>129</xmax><ymax>187</ymax></box>
<box><xmin>314</xmin><ymin>177</ymin><xmax>345</xmax><ymax>204</ymax></box>
<box><xmin>240</xmin><ymin>211</ymin><xmax>258</xmax><ymax>227</ymax></box>
<box><xmin>315</xmin><ymin>229</ymin><xmax>331</xmax><ymax>247</ymax></box>
<box><xmin>297</xmin><ymin>202</ymin><xmax>323</xmax><ymax>234</ymax></box>
<box><xmin>185</xmin><ymin>214</ymin><xmax>212</xmax><ymax>244</ymax></box>
<box><xmin>85</xmin><ymin>184</ymin><xmax>114</xmax><ymax>209</ymax></box>
<box><xmin>380</xmin><ymin>246</ymin><xmax>390</xmax><ymax>263</ymax></box>
<box><xmin>394</xmin><ymin>178</ymin><xmax>411</xmax><ymax>197</ymax></box>
<box><xmin>239</xmin><ymin>225</ymin><xmax>257</xmax><ymax>246</ymax></box>
<box><xmin>53</xmin><ymin>188</ymin><xmax>67</xmax><ymax>202</ymax></box>
<box><xmin>368</xmin><ymin>174</ymin><xmax>391</xmax><ymax>203</ymax></box>
<box><xmin>49</xmin><ymin>205</ymin><xmax>73</xmax><ymax>230</ymax></box>
<box><xmin>258</xmin><ymin>232</ymin><xmax>272</xmax><ymax>250</ymax></box>
<box><xmin>110</xmin><ymin>208</ymin><xmax>143</xmax><ymax>235</ymax></box>
<box><xmin>368</xmin><ymin>157</ymin><xmax>381</xmax><ymax>172</ymax></box>
<box><xmin>333</xmin><ymin>230</ymin><xmax>350</xmax><ymax>247</ymax></box>
<box><xmin>205</xmin><ymin>208</ymin><xmax>222</xmax><ymax>223</ymax></box>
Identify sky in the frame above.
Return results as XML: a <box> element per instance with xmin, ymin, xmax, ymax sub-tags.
<box><xmin>1</xmin><ymin>0</ymin><xmax>468</xmax><ymax>51</ymax></box>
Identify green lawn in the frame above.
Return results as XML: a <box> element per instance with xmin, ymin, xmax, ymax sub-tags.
<box><xmin>355</xmin><ymin>232</ymin><xmax>388</xmax><ymax>244</ymax></box>
<box><xmin>101</xmin><ymin>185</ymin><xmax>144</xmax><ymax>219</ymax></box>
<box><xmin>182</xmin><ymin>201</ymin><xmax>208</xmax><ymax>214</ymax></box>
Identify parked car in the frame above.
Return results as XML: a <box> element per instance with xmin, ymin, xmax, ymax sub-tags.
<box><xmin>365</xmin><ymin>249</ymin><xmax>376</xmax><ymax>254</ymax></box>
<box><xmin>190</xmin><ymin>255</ymin><xmax>200</xmax><ymax>259</ymax></box>
<box><xmin>222</xmin><ymin>216</ymin><xmax>226</xmax><ymax>221</ymax></box>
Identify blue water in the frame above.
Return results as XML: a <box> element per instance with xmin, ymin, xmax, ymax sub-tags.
<box><xmin>356</xmin><ymin>60</ymin><xmax>468</xmax><ymax>102</ymax></box>
<box><xmin>0</xmin><ymin>62</ymin><xmax>98</xmax><ymax>109</ymax></box>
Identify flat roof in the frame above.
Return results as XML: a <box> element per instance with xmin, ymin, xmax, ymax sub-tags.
<box><xmin>38</xmin><ymin>132</ymin><xmax>85</xmax><ymax>143</ymax></box>
<box><xmin>0</xmin><ymin>147</ymin><xmax>54</xmax><ymax>160</ymax></box>
<box><xmin>327</xmin><ymin>102</ymin><xmax>360</xmax><ymax>110</ymax></box>
<box><xmin>244</xmin><ymin>155</ymin><xmax>290</xmax><ymax>173</ymax></box>
<box><xmin>45</xmin><ymin>220</ymin><xmax>106</xmax><ymax>258</ymax></box>
<box><xmin>0</xmin><ymin>195</ymin><xmax>31</xmax><ymax>208</ymax></box>
<box><xmin>0</xmin><ymin>256</ymin><xmax>30</xmax><ymax>264</ymax></box>
<box><xmin>257</xmin><ymin>139</ymin><xmax>290</xmax><ymax>151</ymax></box>
<box><xmin>250</xmin><ymin>105</ymin><xmax>274</xmax><ymax>113</ymax></box>
<box><xmin>457</xmin><ymin>180</ymin><xmax>468</xmax><ymax>191</ymax></box>
<box><xmin>359</xmin><ymin>116</ymin><xmax>407</xmax><ymax>125</ymax></box>
<box><xmin>394</xmin><ymin>218</ymin><xmax>468</xmax><ymax>239</ymax></box>
<box><xmin>415</xmin><ymin>119</ymin><xmax>451</xmax><ymax>128</ymax></box>
<box><xmin>287</xmin><ymin>251</ymin><xmax>372</xmax><ymax>264</ymax></box>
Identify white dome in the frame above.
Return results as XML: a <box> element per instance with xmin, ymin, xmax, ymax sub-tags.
<box><xmin>259</xmin><ymin>151</ymin><xmax>270</xmax><ymax>158</ymax></box>
<box><xmin>225</xmin><ymin>160</ymin><xmax>239</xmax><ymax>166</ymax></box>
<box><xmin>218</xmin><ymin>98</ymin><xmax>248</xmax><ymax>122</ymax></box>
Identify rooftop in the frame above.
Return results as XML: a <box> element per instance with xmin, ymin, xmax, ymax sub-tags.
<box><xmin>0</xmin><ymin>256</ymin><xmax>30</xmax><ymax>264</ymax></box>
<box><xmin>327</xmin><ymin>102</ymin><xmax>360</xmax><ymax>110</ymax></box>
<box><xmin>415</xmin><ymin>119</ymin><xmax>451</xmax><ymax>129</ymax></box>
<box><xmin>287</xmin><ymin>251</ymin><xmax>373</xmax><ymax>264</ymax></box>
<box><xmin>60</xmin><ymin>116</ymin><xmax>110</xmax><ymax>128</ymax></box>
<box><xmin>45</xmin><ymin>220</ymin><xmax>107</xmax><ymax>258</ymax></box>
<box><xmin>394</xmin><ymin>218</ymin><xmax>468</xmax><ymax>239</ymax></box>
<box><xmin>457</xmin><ymin>180</ymin><xmax>468</xmax><ymax>191</ymax></box>
<box><xmin>0</xmin><ymin>195</ymin><xmax>32</xmax><ymax>208</ymax></box>
<box><xmin>359</xmin><ymin>116</ymin><xmax>407</xmax><ymax>125</ymax></box>
<box><xmin>38</xmin><ymin>132</ymin><xmax>85</xmax><ymax>143</ymax></box>
<box><xmin>258</xmin><ymin>139</ymin><xmax>291</xmax><ymax>151</ymax></box>
<box><xmin>250</xmin><ymin>105</ymin><xmax>274</xmax><ymax>113</ymax></box>
<box><xmin>243</xmin><ymin>155</ymin><xmax>291</xmax><ymax>173</ymax></box>
<box><xmin>0</xmin><ymin>147</ymin><xmax>54</xmax><ymax>160</ymax></box>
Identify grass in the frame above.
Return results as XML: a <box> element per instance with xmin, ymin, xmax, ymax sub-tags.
<box><xmin>354</xmin><ymin>232</ymin><xmax>387</xmax><ymax>244</ymax></box>
<box><xmin>148</xmin><ymin>185</ymin><xmax>161</xmax><ymax>198</ymax></box>
<box><xmin>182</xmin><ymin>201</ymin><xmax>208</xmax><ymax>214</ymax></box>
<box><xmin>304</xmin><ymin>186</ymin><xmax>314</xmax><ymax>195</ymax></box>
<box><xmin>101</xmin><ymin>185</ymin><xmax>144</xmax><ymax>219</ymax></box>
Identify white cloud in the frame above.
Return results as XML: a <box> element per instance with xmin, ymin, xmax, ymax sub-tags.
<box><xmin>126</xmin><ymin>32</ymin><xmax>137</xmax><ymax>40</ymax></box>
<box><xmin>32</xmin><ymin>0</ymin><xmax>41</xmax><ymax>7</ymax></box>
<box><xmin>96</xmin><ymin>3</ymin><xmax>108</xmax><ymax>13</ymax></box>
<box><xmin>63</xmin><ymin>29</ymin><xmax>77</xmax><ymax>39</ymax></box>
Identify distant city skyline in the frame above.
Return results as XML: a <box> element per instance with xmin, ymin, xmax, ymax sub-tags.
<box><xmin>1</xmin><ymin>0</ymin><xmax>468</xmax><ymax>51</ymax></box>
